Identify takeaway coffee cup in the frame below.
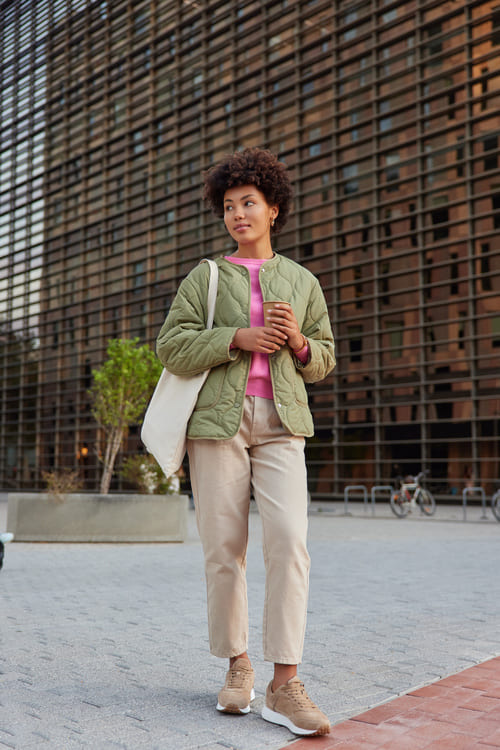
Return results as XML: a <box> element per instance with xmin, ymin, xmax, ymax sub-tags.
<box><xmin>263</xmin><ymin>301</ymin><xmax>291</xmax><ymax>324</ymax></box>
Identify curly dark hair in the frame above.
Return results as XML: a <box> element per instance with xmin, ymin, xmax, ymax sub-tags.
<box><xmin>202</xmin><ymin>147</ymin><xmax>293</xmax><ymax>234</ymax></box>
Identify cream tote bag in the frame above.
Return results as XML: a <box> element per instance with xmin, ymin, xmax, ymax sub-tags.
<box><xmin>141</xmin><ymin>259</ymin><xmax>219</xmax><ymax>477</ymax></box>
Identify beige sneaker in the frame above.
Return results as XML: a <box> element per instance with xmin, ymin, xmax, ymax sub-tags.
<box><xmin>216</xmin><ymin>658</ymin><xmax>255</xmax><ymax>714</ymax></box>
<box><xmin>262</xmin><ymin>676</ymin><xmax>331</xmax><ymax>736</ymax></box>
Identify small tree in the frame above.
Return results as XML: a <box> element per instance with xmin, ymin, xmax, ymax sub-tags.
<box><xmin>89</xmin><ymin>338</ymin><xmax>162</xmax><ymax>494</ymax></box>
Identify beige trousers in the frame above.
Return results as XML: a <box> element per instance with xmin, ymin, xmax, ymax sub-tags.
<box><xmin>187</xmin><ymin>396</ymin><xmax>310</xmax><ymax>665</ymax></box>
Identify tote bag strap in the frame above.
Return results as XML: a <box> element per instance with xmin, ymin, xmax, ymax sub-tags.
<box><xmin>200</xmin><ymin>258</ymin><xmax>218</xmax><ymax>330</ymax></box>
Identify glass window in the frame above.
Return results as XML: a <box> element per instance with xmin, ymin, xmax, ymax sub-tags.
<box><xmin>133</xmin><ymin>9</ymin><xmax>149</xmax><ymax>36</ymax></box>
<box><xmin>483</xmin><ymin>135</ymin><xmax>498</xmax><ymax>170</ymax></box>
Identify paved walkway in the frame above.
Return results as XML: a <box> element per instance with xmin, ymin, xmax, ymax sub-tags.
<box><xmin>287</xmin><ymin>657</ymin><xmax>500</xmax><ymax>749</ymax></box>
<box><xmin>0</xmin><ymin>498</ymin><xmax>499</xmax><ymax>749</ymax></box>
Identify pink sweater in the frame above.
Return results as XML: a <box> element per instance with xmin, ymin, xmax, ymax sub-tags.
<box><xmin>227</xmin><ymin>256</ymin><xmax>308</xmax><ymax>400</ymax></box>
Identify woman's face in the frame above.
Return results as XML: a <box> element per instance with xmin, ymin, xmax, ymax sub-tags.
<box><xmin>223</xmin><ymin>185</ymin><xmax>278</xmax><ymax>246</ymax></box>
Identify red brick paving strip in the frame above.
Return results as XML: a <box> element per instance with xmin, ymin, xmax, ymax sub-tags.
<box><xmin>281</xmin><ymin>656</ymin><xmax>500</xmax><ymax>749</ymax></box>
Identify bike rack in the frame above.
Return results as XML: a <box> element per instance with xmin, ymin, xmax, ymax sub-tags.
<box><xmin>370</xmin><ymin>485</ymin><xmax>394</xmax><ymax>516</ymax></box>
<box><xmin>343</xmin><ymin>485</ymin><xmax>368</xmax><ymax>515</ymax></box>
<box><xmin>462</xmin><ymin>487</ymin><xmax>487</xmax><ymax>521</ymax></box>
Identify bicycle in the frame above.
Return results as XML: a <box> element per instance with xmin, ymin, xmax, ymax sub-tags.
<box><xmin>492</xmin><ymin>487</ymin><xmax>500</xmax><ymax>522</ymax></box>
<box><xmin>390</xmin><ymin>471</ymin><xmax>436</xmax><ymax>518</ymax></box>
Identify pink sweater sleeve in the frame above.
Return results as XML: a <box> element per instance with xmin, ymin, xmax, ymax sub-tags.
<box><xmin>294</xmin><ymin>342</ymin><xmax>309</xmax><ymax>364</ymax></box>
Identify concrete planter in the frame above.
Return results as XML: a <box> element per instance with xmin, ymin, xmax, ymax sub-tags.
<box><xmin>6</xmin><ymin>492</ymin><xmax>189</xmax><ymax>543</ymax></box>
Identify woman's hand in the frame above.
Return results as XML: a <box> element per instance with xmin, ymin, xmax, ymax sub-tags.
<box><xmin>266</xmin><ymin>304</ymin><xmax>304</xmax><ymax>352</ymax></box>
<box><xmin>232</xmin><ymin>326</ymin><xmax>287</xmax><ymax>354</ymax></box>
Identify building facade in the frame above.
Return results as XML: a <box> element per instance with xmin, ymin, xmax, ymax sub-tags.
<box><xmin>1</xmin><ymin>0</ymin><xmax>499</xmax><ymax>496</ymax></box>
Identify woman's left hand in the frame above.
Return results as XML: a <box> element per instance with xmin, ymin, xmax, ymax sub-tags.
<box><xmin>266</xmin><ymin>304</ymin><xmax>305</xmax><ymax>352</ymax></box>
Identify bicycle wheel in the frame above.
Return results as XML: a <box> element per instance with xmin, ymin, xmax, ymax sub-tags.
<box><xmin>492</xmin><ymin>491</ymin><xmax>500</xmax><ymax>522</ymax></box>
<box><xmin>390</xmin><ymin>490</ymin><xmax>408</xmax><ymax>517</ymax></box>
<box><xmin>417</xmin><ymin>488</ymin><xmax>436</xmax><ymax>516</ymax></box>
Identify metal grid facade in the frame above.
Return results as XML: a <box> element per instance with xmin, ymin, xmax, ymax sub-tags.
<box><xmin>0</xmin><ymin>0</ymin><xmax>499</xmax><ymax>496</ymax></box>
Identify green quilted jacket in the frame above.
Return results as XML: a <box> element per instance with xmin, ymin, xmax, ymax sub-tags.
<box><xmin>156</xmin><ymin>253</ymin><xmax>336</xmax><ymax>439</ymax></box>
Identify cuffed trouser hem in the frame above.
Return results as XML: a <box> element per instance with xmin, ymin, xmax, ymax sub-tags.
<box><xmin>263</xmin><ymin>654</ymin><xmax>304</xmax><ymax>665</ymax></box>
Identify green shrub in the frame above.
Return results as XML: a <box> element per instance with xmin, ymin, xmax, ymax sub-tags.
<box><xmin>42</xmin><ymin>469</ymin><xmax>83</xmax><ymax>503</ymax></box>
<box><xmin>120</xmin><ymin>455</ymin><xmax>179</xmax><ymax>495</ymax></box>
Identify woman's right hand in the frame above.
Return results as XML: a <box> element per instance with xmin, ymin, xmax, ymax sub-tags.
<box><xmin>232</xmin><ymin>327</ymin><xmax>288</xmax><ymax>354</ymax></box>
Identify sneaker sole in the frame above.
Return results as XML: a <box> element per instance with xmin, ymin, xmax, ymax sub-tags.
<box><xmin>261</xmin><ymin>705</ymin><xmax>330</xmax><ymax>736</ymax></box>
<box><xmin>217</xmin><ymin>688</ymin><xmax>255</xmax><ymax>714</ymax></box>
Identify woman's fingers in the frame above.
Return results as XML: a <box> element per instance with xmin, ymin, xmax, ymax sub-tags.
<box><xmin>259</xmin><ymin>327</ymin><xmax>286</xmax><ymax>352</ymax></box>
<box><xmin>268</xmin><ymin>308</ymin><xmax>299</xmax><ymax>335</ymax></box>
<box><xmin>233</xmin><ymin>326</ymin><xmax>287</xmax><ymax>353</ymax></box>
<box><xmin>264</xmin><ymin>325</ymin><xmax>287</xmax><ymax>342</ymax></box>
<box><xmin>266</xmin><ymin>308</ymin><xmax>304</xmax><ymax>352</ymax></box>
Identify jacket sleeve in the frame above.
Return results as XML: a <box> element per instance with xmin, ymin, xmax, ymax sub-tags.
<box><xmin>156</xmin><ymin>263</ymin><xmax>239</xmax><ymax>376</ymax></box>
<box><xmin>294</xmin><ymin>277</ymin><xmax>336</xmax><ymax>384</ymax></box>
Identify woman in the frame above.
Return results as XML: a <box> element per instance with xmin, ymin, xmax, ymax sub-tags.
<box><xmin>156</xmin><ymin>147</ymin><xmax>335</xmax><ymax>737</ymax></box>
